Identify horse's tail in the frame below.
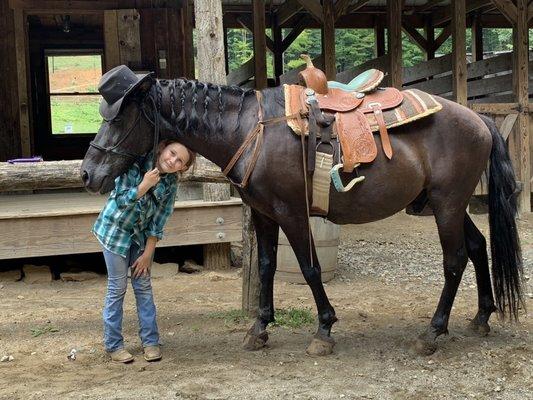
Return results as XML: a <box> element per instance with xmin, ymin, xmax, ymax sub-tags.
<box><xmin>479</xmin><ymin>114</ymin><xmax>524</xmax><ymax>320</ymax></box>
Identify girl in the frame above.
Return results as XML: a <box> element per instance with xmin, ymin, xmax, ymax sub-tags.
<box><xmin>93</xmin><ymin>139</ymin><xmax>195</xmax><ymax>363</ymax></box>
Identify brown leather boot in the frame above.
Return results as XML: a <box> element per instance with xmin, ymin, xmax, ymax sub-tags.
<box><xmin>143</xmin><ymin>345</ymin><xmax>162</xmax><ymax>362</ymax></box>
<box><xmin>109</xmin><ymin>348</ymin><xmax>134</xmax><ymax>363</ymax></box>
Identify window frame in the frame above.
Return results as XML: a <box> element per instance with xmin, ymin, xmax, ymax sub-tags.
<box><xmin>44</xmin><ymin>48</ymin><xmax>104</xmax><ymax>138</ymax></box>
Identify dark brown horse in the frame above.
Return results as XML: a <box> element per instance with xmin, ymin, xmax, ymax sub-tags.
<box><xmin>81</xmin><ymin>74</ymin><xmax>524</xmax><ymax>356</ymax></box>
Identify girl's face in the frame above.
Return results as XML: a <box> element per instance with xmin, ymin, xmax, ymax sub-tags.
<box><xmin>157</xmin><ymin>142</ymin><xmax>190</xmax><ymax>174</ymax></box>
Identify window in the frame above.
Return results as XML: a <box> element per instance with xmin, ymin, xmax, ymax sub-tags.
<box><xmin>46</xmin><ymin>52</ymin><xmax>103</xmax><ymax>135</ymax></box>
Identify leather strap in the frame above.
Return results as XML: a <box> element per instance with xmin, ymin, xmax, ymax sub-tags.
<box><xmin>370</xmin><ymin>103</ymin><xmax>393</xmax><ymax>160</ymax></box>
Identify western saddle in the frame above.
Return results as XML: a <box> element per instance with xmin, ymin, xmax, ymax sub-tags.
<box><xmin>295</xmin><ymin>55</ymin><xmax>404</xmax><ymax>193</ymax></box>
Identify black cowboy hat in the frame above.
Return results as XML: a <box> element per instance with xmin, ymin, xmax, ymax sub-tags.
<box><xmin>98</xmin><ymin>65</ymin><xmax>153</xmax><ymax>121</ymax></box>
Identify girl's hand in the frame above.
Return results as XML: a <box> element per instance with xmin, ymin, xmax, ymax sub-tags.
<box><xmin>131</xmin><ymin>252</ymin><xmax>153</xmax><ymax>278</ymax></box>
<box><xmin>141</xmin><ymin>168</ymin><xmax>160</xmax><ymax>189</ymax></box>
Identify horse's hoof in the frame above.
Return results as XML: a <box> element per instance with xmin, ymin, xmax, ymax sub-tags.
<box><xmin>242</xmin><ymin>330</ymin><xmax>268</xmax><ymax>351</ymax></box>
<box><xmin>413</xmin><ymin>338</ymin><xmax>437</xmax><ymax>356</ymax></box>
<box><xmin>306</xmin><ymin>337</ymin><xmax>335</xmax><ymax>356</ymax></box>
<box><xmin>468</xmin><ymin>319</ymin><xmax>490</xmax><ymax>336</ymax></box>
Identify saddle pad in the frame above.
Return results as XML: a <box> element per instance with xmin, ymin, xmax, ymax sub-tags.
<box><xmin>335</xmin><ymin>111</ymin><xmax>377</xmax><ymax>170</ymax></box>
<box><xmin>285</xmin><ymin>85</ymin><xmax>442</xmax><ymax>136</ymax></box>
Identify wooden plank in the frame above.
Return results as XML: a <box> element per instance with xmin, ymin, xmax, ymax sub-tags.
<box><xmin>252</xmin><ymin>0</ymin><xmax>267</xmax><ymax>89</ymax></box>
<box><xmin>347</xmin><ymin>0</ymin><xmax>372</xmax><ymax>14</ymax></box>
<box><xmin>471</xmin><ymin>12</ymin><xmax>484</xmax><ymax>62</ymax></box>
<box><xmin>470</xmin><ymin>103</ymin><xmax>520</xmax><ymax>114</ymax></box>
<box><xmin>424</xmin><ymin>15</ymin><xmax>435</xmax><ymax>60</ymax></box>
<box><xmin>0</xmin><ymin>196</ymin><xmax>243</xmax><ymax>259</ymax></box>
<box><xmin>295</xmin><ymin>0</ymin><xmax>323</xmax><ymax>23</ymax></box>
<box><xmin>13</xmin><ymin>8</ymin><xmax>30</xmax><ymax>157</ymax></box>
<box><xmin>182</xmin><ymin>0</ymin><xmax>195</xmax><ymax>79</ymax></box>
<box><xmin>433</xmin><ymin>0</ymin><xmax>491</xmax><ymax>26</ymax></box>
<box><xmin>490</xmin><ymin>0</ymin><xmax>518</xmax><ymax>25</ymax></box>
<box><xmin>467</xmin><ymin>72</ymin><xmax>512</xmax><ymax>97</ymax></box>
<box><xmin>499</xmin><ymin>113</ymin><xmax>518</xmax><ymax>140</ymax></box>
<box><xmin>104</xmin><ymin>10</ymin><xmax>120</xmax><ymax>71</ymax></box>
<box><xmin>116</xmin><ymin>9</ymin><xmax>141</xmax><ymax>68</ymax></box>
<box><xmin>403</xmin><ymin>54</ymin><xmax>452</xmax><ymax>84</ymax></box>
<box><xmin>452</xmin><ymin>0</ymin><xmax>467</xmax><ymax>105</ymax></box>
<box><xmin>387</xmin><ymin>0</ymin><xmax>403</xmax><ymax>88</ymax></box>
<box><xmin>272</xmin><ymin>13</ymin><xmax>283</xmax><ymax>84</ymax></box>
<box><xmin>226</xmin><ymin>57</ymin><xmax>255</xmax><ymax>86</ymax></box>
<box><xmin>466</xmin><ymin>51</ymin><xmax>512</xmax><ymax>79</ymax></box>
<box><xmin>322</xmin><ymin>0</ymin><xmax>336</xmax><ymax>80</ymax></box>
<box><xmin>335</xmin><ymin>54</ymin><xmax>389</xmax><ymax>84</ymax></box>
<box><xmin>374</xmin><ymin>17</ymin><xmax>386</xmax><ymax>57</ymax></box>
<box><xmin>512</xmin><ymin>0</ymin><xmax>530</xmax><ymax>212</ymax></box>
<box><xmin>406</xmin><ymin>74</ymin><xmax>452</xmax><ymax>95</ymax></box>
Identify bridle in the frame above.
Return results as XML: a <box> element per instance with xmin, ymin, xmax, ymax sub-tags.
<box><xmin>89</xmin><ymin>90</ymin><xmax>161</xmax><ymax>166</ymax></box>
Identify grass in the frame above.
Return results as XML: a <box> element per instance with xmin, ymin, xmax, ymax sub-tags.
<box><xmin>208</xmin><ymin>308</ymin><xmax>315</xmax><ymax>329</ymax></box>
<box><xmin>30</xmin><ymin>324</ymin><xmax>59</xmax><ymax>338</ymax></box>
<box><xmin>50</xmin><ymin>96</ymin><xmax>102</xmax><ymax>134</ymax></box>
<box><xmin>48</xmin><ymin>54</ymin><xmax>102</xmax><ymax>72</ymax></box>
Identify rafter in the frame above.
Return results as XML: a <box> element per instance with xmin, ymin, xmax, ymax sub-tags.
<box><xmin>281</xmin><ymin>15</ymin><xmax>312</xmax><ymax>52</ymax></box>
<box><xmin>276</xmin><ymin>0</ymin><xmax>303</xmax><ymax>26</ymax></box>
<box><xmin>434</xmin><ymin>0</ymin><xmax>491</xmax><ymax>26</ymax></box>
<box><xmin>346</xmin><ymin>0</ymin><xmax>371</xmax><ymax>14</ymax></box>
<box><xmin>334</xmin><ymin>0</ymin><xmax>353</xmax><ymax>20</ymax></box>
<box><xmin>405</xmin><ymin>0</ymin><xmax>446</xmax><ymax>15</ymax></box>
<box><xmin>295</xmin><ymin>0</ymin><xmax>323</xmax><ymax>23</ymax></box>
<box><xmin>490</xmin><ymin>0</ymin><xmax>517</xmax><ymax>25</ymax></box>
<box><xmin>433</xmin><ymin>24</ymin><xmax>451</xmax><ymax>52</ymax></box>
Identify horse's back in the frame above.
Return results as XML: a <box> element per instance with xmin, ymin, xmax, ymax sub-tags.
<box><xmin>327</xmin><ymin>98</ymin><xmax>491</xmax><ymax>225</ymax></box>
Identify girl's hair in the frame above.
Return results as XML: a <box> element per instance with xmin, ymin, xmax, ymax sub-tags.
<box><xmin>156</xmin><ymin>139</ymin><xmax>196</xmax><ymax>174</ymax></box>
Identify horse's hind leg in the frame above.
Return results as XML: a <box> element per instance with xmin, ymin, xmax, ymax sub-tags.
<box><xmin>415</xmin><ymin>206</ymin><xmax>469</xmax><ymax>355</ymax></box>
<box><xmin>464</xmin><ymin>214</ymin><xmax>497</xmax><ymax>335</ymax></box>
<box><xmin>243</xmin><ymin>209</ymin><xmax>279</xmax><ymax>351</ymax></box>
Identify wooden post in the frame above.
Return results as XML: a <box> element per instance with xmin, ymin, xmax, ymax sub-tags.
<box><xmin>451</xmin><ymin>0</ymin><xmax>467</xmax><ymax>106</ymax></box>
<box><xmin>194</xmin><ymin>0</ymin><xmax>232</xmax><ymax>269</ymax></box>
<box><xmin>241</xmin><ymin>206</ymin><xmax>259</xmax><ymax>316</ymax></box>
<box><xmin>13</xmin><ymin>8</ymin><xmax>30</xmax><ymax>157</ymax></box>
<box><xmin>387</xmin><ymin>0</ymin><xmax>403</xmax><ymax>88</ymax></box>
<box><xmin>425</xmin><ymin>15</ymin><xmax>435</xmax><ymax>60</ymax></box>
<box><xmin>252</xmin><ymin>0</ymin><xmax>268</xmax><ymax>89</ymax></box>
<box><xmin>272</xmin><ymin>14</ymin><xmax>283</xmax><ymax>85</ymax></box>
<box><xmin>374</xmin><ymin>17</ymin><xmax>385</xmax><ymax>57</ymax></box>
<box><xmin>471</xmin><ymin>12</ymin><xmax>484</xmax><ymax>62</ymax></box>
<box><xmin>182</xmin><ymin>0</ymin><xmax>195</xmax><ymax>79</ymax></box>
<box><xmin>512</xmin><ymin>0</ymin><xmax>531</xmax><ymax>212</ymax></box>
<box><xmin>322</xmin><ymin>0</ymin><xmax>336</xmax><ymax>80</ymax></box>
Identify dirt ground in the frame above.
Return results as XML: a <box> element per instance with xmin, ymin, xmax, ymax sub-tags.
<box><xmin>0</xmin><ymin>212</ymin><xmax>531</xmax><ymax>400</ymax></box>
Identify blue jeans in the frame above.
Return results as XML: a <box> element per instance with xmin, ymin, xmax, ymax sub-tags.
<box><xmin>102</xmin><ymin>244</ymin><xmax>159</xmax><ymax>352</ymax></box>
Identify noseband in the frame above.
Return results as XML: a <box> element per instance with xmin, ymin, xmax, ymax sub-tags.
<box><xmin>89</xmin><ymin>94</ymin><xmax>161</xmax><ymax>166</ymax></box>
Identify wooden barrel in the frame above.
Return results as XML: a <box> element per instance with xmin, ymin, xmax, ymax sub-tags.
<box><xmin>276</xmin><ymin>218</ymin><xmax>340</xmax><ymax>284</ymax></box>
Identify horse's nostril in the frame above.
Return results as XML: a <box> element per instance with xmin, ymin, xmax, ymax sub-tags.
<box><xmin>81</xmin><ymin>170</ymin><xmax>90</xmax><ymax>185</ymax></box>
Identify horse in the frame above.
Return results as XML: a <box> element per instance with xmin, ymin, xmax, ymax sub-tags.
<box><xmin>80</xmin><ymin>73</ymin><xmax>524</xmax><ymax>356</ymax></box>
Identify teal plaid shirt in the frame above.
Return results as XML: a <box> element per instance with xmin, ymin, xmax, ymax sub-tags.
<box><xmin>93</xmin><ymin>155</ymin><xmax>178</xmax><ymax>257</ymax></box>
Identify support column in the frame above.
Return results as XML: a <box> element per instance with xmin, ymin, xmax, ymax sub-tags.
<box><xmin>252</xmin><ymin>0</ymin><xmax>268</xmax><ymax>89</ymax></box>
<box><xmin>195</xmin><ymin>0</ymin><xmax>232</xmax><ymax>269</ymax></box>
<box><xmin>424</xmin><ymin>15</ymin><xmax>435</xmax><ymax>61</ymax></box>
<box><xmin>471</xmin><ymin>12</ymin><xmax>484</xmax><ymax>62</ymax></box>
<box><xmin>513</xmin><ymin>0</ymin><xmax>531</xmax><ymax>212</ymax></box>
<box><xmin>374</xmin><ymin>17</ymin><xmax>385</xmax><ymax>57</ymax></box>
<box><xmin>387</xmin><ymin>0</ymin><xmax>403</xmax><ymax>88</ymax></box>
<box><xmin>13</xmin><ymin>8</ymin><xmax>30</xmax><ymax>157</ymax></box>
<box><xmin>272</xmin><ymin>13</ymin><xmax>283</xmax><ymax>85</ymax></box>
<box><xmin>451</xmin><ymin>0</ymin><xmax>467</xmax><ymax>106</ymax></box>
<box><xmin>322</xmin><ymin>0</ymin><xmax>336</xmax><ymax>80</ymax></box>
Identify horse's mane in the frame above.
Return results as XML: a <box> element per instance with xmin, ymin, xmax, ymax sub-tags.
<box><xmin>154</xmin><ymin>79</ymin><xmax>256</xmax><ymax>136</ymax></box>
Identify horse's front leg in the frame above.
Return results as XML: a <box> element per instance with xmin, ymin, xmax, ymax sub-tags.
<box><xmin>243</xmin><ymin>209</ymin><xmax>279</xmax><ymax>351</ymax></box>
<box><xmin>281</xmin><ymin>215</ymin><xmax>338</xmax><ymax>356</ymax></box>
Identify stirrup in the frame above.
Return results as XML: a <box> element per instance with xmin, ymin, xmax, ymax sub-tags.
<box><xmin>330</xmin><ymin>163</ymin><xmax>365</xmax><ymax>192</ymax></box>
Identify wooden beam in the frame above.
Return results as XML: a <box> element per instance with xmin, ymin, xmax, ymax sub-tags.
<box><xmin>252</xmin><ymin>0</ymin><xmax>268</xmax><ymax>89</ymax></box>
<box><xmin>402</xmin><ymin>19</ymin><xmax>428</xmax><ymax>50</ymax></box>
<box><xmin>425</xmin><ymin>15</ymin><xmax>435</xmax><ymax>59</ymax></box>
<box><xmin>374</xmin><ymin>17</ymin><xmax>386</xmax><ymax>57</ymax></box>
<box><xmin>182</xmin><ymin>0</ymin><xmax>195</xmax><ymax>79</ymax></box>
<box><xmin>236</xmin><ymin>15</ymin><xmax>275</xmax><ymax>53</ymax></box>
<box><xmin>433</xmin><ymin>25</ymin><xmax>451</xmax><ymax>52</ymax></box>
<box><xmin>434</xmin><ymin>0</ymin><xmax>491</xmax><ymax>26</ymax></box>
<box><xmin>322</xmin><ymin>0</ymin><xmax>336</xmax><ymax>79</ymax></box>
<box><xmin>272</xmin><ymin>13</ymin><xmax>283</xmax><ymax>84</ymax></box>
<box><xmin>387</xmin><ymin>0</ymin><xmax>403</xmax><ymax>88</ymax></box>
<box><xmin>334</xmin><ymin>0</ymin><xmax>353</xmax><ymax>20</ymax></box>
<box><xmin>276</xmin><ymin>0</ymin><xmax>303</xmax><ymax>26</ymax></box>
<box><xmin>490</xmin><ymin>0</ymin><xmax>518</xmax><ymax>25</ymax></box>
<box><xmin>226</xmin><ymin>57</ymin><xmax>255</xmax><ymax>86</ymax></box>
<box><xmin>529</xmin><ymin>2</ymin><xmax>533</xmax><ymax>22</ymax></box>
<box><xmin>407</xmin><ymin>0</ymin><xmax>446</xmax><ymax>14</ymax></box>
<box><xmin>347</xmin><ymin>0</ymin><xmax>372</xmax><ymax>14</ymax></box>
<box><xmin>512</xmin><ymin>0</ymin><xmax>530</xmax><ymax>212</ymax></box>
<box><xmin>451</xmin><ymin>0</ymin><xmax>467</xmax><ymax>105</ymax></box>
<box><xmin>295</xmin><ymin>0</ymin><xmax>323</xmax><ymax>23</ymax></box>
<box><xmin>9</xmin><ymin>0</ymin><xmax>119</xmax><ymax>11</ymax></box>
<box><xmin>281</xmin><ymin>15</ymin><xmax>311</xmax><ymax>52</ymax></box>
<box><xmin>470</xmin><ymin>103</ymin><xmax>520</xmax><ymax>114</ymax></box>
<box><xmin>13</xmin><ymin>8</ymin><xmax>30</xmax><ymax>157</ymax></box>
<box><xmin>471</xmin><ymin>12</ymin><xmax>484</xmax><ymax>61</ymax></box>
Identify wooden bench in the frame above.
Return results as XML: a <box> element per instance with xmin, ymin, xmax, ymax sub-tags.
<box><xmin>0</xmin><ymin>192</ymin><xmax>242</xmax><ymax>259</ymax></box>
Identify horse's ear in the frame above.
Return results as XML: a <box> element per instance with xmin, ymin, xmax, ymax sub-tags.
<box><xmin>138</xmin><ymin>80</ymin><xmax>154</xmax><ymax>93</ymax></box>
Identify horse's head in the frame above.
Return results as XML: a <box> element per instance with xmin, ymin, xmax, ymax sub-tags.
<box><xmin>80</xmin><ymin>80</ymin><xmax>157</xmax><ymax>194</ymax></box>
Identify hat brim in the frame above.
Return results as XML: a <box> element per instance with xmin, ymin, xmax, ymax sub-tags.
<box><xmin>99</xmin><ymin>72</ymin><xmax>153</xmax><ymax>121</ymax></box>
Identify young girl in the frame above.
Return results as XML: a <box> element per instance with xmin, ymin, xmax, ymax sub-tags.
<box><xmin>93</xmin><ymin>139</ymin><xmax>195</xmax><ymax>363</ymax></box>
